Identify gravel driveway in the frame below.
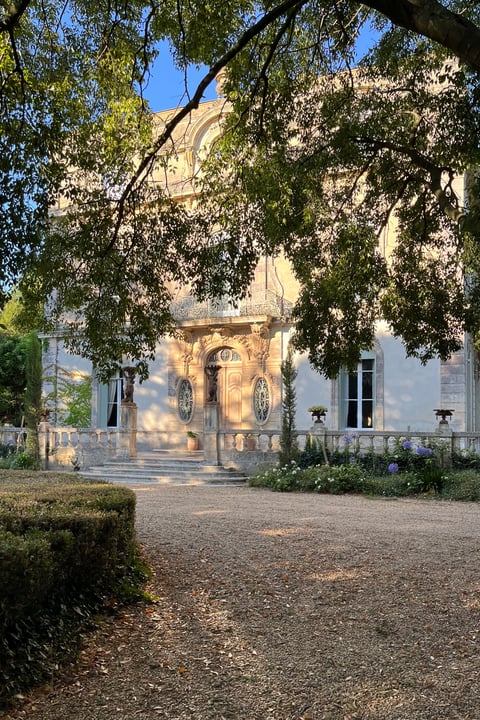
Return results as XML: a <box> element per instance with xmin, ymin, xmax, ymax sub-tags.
<box><xmin>5</xmin><ymin>486</ymin><xmax>480</xmax><ymax>720</ymax></box>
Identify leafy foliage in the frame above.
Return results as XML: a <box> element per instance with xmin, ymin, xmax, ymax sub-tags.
<box><xmin>0</xmin><ymin>290</ymin><xmax>43</xmax><ymax>336</ymax></box>
<box><xmin>43</xmin><ymin>369</ymin><xmax>92</xmax><ymax>428</ymax></box>
<box><xmin>200</xmin><ymin>29</ymin><xmax>480</xmax><ymax>375</ymax></box>
<box><xmin>1</xmin><ymin>2</ymin><xmax>480</xmax><ymax>377</ymax></box>
<box><xmin>60</xmin><ymin>374</ymin><xmax>92</xmax><ymax>427</ymax></box>
<box><xmin>0</xmin><ymin>335</ymin><xmax>26</xmax><ymax>425</ymax></box>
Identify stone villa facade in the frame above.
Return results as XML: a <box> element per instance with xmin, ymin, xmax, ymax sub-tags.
<box><xmin>42</xmin><ymin>91</ymin><xmax>480</xmax><ymax>471</ymax></box>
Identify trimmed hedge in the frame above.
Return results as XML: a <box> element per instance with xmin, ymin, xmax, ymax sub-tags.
<box><xmin>0</xmin><ymin>471</ymin><xmax>138</xmax><ymax>707</ymax></box>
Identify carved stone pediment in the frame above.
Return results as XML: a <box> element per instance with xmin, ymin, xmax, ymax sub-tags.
<box><xmin>209</xmin><ymin>326</ymin><xmax>234</xmax><ymax>342</ymax></box>
<box><xmin>195</xmin><ymin>321</ymin><xmax>271</xmax><ymax>363</ymax></box>
<box><xmin>198</xmin><ymin>327</ymin><xmax>235</xmax><ymax>353</ymax></box>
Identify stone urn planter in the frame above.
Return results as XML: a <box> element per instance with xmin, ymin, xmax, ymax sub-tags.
<box><xmin>434</xmin><ymin>409</ymin><xmax>454</xmax><ymax>427</ymax></box>
<box><xmin>308</xmin><ymin>405</ymin><xmax>327</xmax><ymax>424</ymax></box>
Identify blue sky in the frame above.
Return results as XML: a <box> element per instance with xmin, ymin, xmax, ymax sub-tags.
<box><xmin>143</xmin><ymin>42</ymin><xmax>217</xmax><ymax>112</ymax></box>
<box><xmin>144</xmin><ymin>24</ymin><xmax>379</xmax><ymax>113</ymax></box>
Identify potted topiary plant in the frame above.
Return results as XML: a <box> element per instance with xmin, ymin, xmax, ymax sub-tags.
<box><xmin>187</xmin><ymin>430</ymin><xmax>199</xmax><ymax>451</ymax></box>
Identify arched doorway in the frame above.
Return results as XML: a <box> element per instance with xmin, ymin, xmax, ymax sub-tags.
<box><xmin>206</xmin><ymin>347</ymin><xmax>243</xmax><ymax>428</ymax></box>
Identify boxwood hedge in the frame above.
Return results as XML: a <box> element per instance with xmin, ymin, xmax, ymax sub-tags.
<box><xmin>0</xmin><ymin>471</ymin><xmax>139</xmax><ymax>708</ymax></box>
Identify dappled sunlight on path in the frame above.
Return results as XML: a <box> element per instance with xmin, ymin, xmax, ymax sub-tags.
<box><xmin>5</xmin><ymin>488</ymin><xmax>480</xmax><ymax>719</ymax></box>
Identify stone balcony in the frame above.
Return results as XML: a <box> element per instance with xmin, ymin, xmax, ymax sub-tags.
<box><xmin>171</xmin><ymin>290</ymin><xmax>293</xmax><ymax>322</ymax></box>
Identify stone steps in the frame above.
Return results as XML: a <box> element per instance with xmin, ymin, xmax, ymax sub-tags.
<box><xmin>78</xmin><ymin>451</ymin><xmax>246</xmax><ymax>486</ymax></box>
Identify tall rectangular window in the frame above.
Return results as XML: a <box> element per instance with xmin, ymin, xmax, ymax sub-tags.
<box><xmin>344</xmin><ymin>358</ymin><xmax>375</xmax><ymax>428</ymax></box>
<box><xmin>106</xmin><ymin>374</ymin><xmax>122</xmax><ymax>427</ymax></box>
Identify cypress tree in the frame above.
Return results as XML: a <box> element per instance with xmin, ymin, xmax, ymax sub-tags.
<box><xmin>279</xmin><ymin>346</ymin><xmax>298</xmax><ymax>465</ymax></box>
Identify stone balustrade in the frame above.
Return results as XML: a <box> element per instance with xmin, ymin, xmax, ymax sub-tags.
<box><xmin>42</xmin><ymin>426</ymin><xmax>124</xmax><ymax>470</ymax></box>
<box><xmin>0</xmin><ymin>426</ymin><xmax>26</xmax><ymax>449</ymax></box>
<box><xmin>3</xmin><ymin>424</ymin><xmax>480</xmax><ymax>473</ymax></box>
<box><xmin>217</xmin><ymin>428</ymin><xmax>480</xmax><ymax>474</ymax></box>
<box><xmin>49</xmin><ymin>427</ymin><xmax>119</xmax><ymax>451</ymax></box>
<box><xmin>220</xmin><ymin>428</ymin><xmax>480</xmax><ymax>454</ymax></box>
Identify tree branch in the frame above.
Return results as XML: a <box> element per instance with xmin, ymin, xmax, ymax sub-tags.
<box><xmin>356</xmin><ymin>134</ymin><xmax>466</xmax><ymax>224</ymax></box>
<box><xmin>252</xmin><ymin>10</ymin><xmax>299</xmax><ymax>136</ymax></box>
<box><xmin>107</xmin><ymin>0</ymin><xmax>310</xmax><ymax>251</ymax></box>
<box><xmin>363</xmin><ymin>0</ymin><xmax>480</xmax><ymax>70</ymax></box>
<box><xmin>0</xmin><ymin>0</ymin><xmax>30</xmax><ymax>32</ymax></box>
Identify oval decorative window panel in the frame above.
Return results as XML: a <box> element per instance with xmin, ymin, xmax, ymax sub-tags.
<box><xmin>254</xmin><ymin>377</ymin><xmax>270</xmax><ymax>423</ymax></box>
<box><xmin>178</xmin><ymin>379</ymin><xmax>194</xmax><ymax>422</ymax></box>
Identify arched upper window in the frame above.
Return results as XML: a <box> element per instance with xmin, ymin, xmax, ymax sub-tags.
<box><xmin>208</xmin><ymin>348</ymin><xmax>241</xmax><ymax>363</ymax></box>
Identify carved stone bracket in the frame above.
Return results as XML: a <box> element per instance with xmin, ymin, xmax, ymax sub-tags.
<box><xmin>179</xmin><ymin>329</ymin><xmax>195</xmax><ymax>368</ymax></box>
<box><xmin>248</xmin><ymin>322</ymin><xmax>271</xmax><ymax>362</ymax></box>
<box><xmin>250</xmin><ymin>370</ymin><xmax>276</xmax><ymax>389</ymax></box>
<box><xmin>209</xmin><ymin>326</ymin><xmax>233</xmax><ymax>342</ymax></box>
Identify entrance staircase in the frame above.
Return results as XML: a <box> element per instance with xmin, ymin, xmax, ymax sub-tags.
<box><xmin>78</xmin><ymin>450</ymin><xmax>247</xmax><ymax>486</ymax></box>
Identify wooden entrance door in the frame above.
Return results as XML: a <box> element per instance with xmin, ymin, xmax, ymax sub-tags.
<box><xmin>221</xmin><ymin>367</ymin><xmax>242</xmax><ymax>428</ymax></box>
<box><xmin>207</xmin><ymin>347</ymin><xmax>243</xmax><ymax>429</ymax></box>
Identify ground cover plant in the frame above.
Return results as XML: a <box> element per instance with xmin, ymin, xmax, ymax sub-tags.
<box><xmin>248</xmin><ymin>436</ymin><xmax>480</xmax><ymax>501</ymax></box>
<box><xmin>0</xmin><ymin>440</ymin><xmax>38</xmax><ymax>470</ymax></box>
<box><xmin>0</xmin><ymin>471</ymin><xmax>148</xmax><ymax>709</ymax></box>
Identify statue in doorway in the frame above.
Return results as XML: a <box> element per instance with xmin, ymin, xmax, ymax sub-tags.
<box><xmin>122</xmin><ymin>366</ymin><xmax>136</xmax><ymax>403</ymax></box>
<box><xmin>205</xmin><ymin>364</ymin><xmax>221</xmax><ymax>403</ymax></box>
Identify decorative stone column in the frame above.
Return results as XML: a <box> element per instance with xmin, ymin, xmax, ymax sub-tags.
<box><xmin>118</xmin><ymin>366</ymin><xmax>138</xmax><ymax>458</ymax></box>
<box><xmin>310</xmin><ymin>422</ymin><xmax>329</xmax><ymax>465</ymax></box>
<box><xmin>120</xmin><ymin>402</ymin><xmax>137</xmax><ymax>458</ymax></box>
<box><xmin>204</xmin><ymin>364</ymin><xmax>222</xmax><ymax>465</ymax></box>
<box><xmin>434</xmin><ymin>408</ymin><xmax>454</xmax><ymax>433</ymax></box>
<box><xmin>38</xmin><ymin>419</ymin><xmax>50</xmax><ymax>470</ymax></box>
<box><xmin>204</xmin><ymin>403</ymin><xmax>219</xmax><ymax>465</ymax></box>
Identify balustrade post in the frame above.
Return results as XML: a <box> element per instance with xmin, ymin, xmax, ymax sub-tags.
<box><xmin>38</xmin><ymin>420</ymin><xmax>50</xmax><ymax>470</ymax></box>
<box><xmin>118</xmin><ymin>402</ymin><xmax>137</xmax><ymax>458</ymax></box>
<box><xmin>203</xmin><ymin>403</ymin><xmax>219</xmax><ymax>465</ymax></box>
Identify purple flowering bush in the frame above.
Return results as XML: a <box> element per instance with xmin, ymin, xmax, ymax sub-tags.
<box><xmin>301</xmin><ymin>437</ymin><xmax>438</xmax><ymax>477</ymax></box>
<box><xmin>251</xmin><ymin>436</ymin><xmax>480</xmax><ymax>498</ymax></box>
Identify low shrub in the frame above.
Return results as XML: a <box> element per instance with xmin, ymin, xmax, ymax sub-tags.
<box><xmin>360</xmin><ymin>471</ymin><xmax>426</xmax><ymax>497</ymax></box>
<box><xmin>249</xmin><ymin>461</ymin><xmax>480</xmax><ymax>502</ymax></box>
<box><xmin>249</xmin><ymin>462</ymin><xmax>367</xmax><ymax>494</ymax></box>
<box><xmin>0</xmin><ymin>471</ymin><xmax>140</xmax><ymax>709</ymax></box>
<box><xmin>440</xmin><ymin>470</ymin><xmax>480</xmax><ymax>501</ymax></box>
<box><xmin>248</xmin><ymin>462</ymin><xmax>300</xmax><ymax>492</ymax></box>
<box><xmin>309</xmin><ymin>464</ymin><xmax>367</xmax><ymax>494</ymax></box>
<box><xmin>297</xmin><ymin>436</ymin><xmax>444</xmax><ymax>477</ymax></box>
<box><xmin>9</xmin><ymin>451</ymin><xmax>39</xmax><ymax>470</ymax></box>
<box><xmin>451</xmin><ymin>449</ymin><xmax>480</xmax><ymax>471</ymax></box>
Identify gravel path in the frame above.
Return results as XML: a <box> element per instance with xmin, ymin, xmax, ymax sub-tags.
<box><xmin>4</xmin><ymin>486</ymin><xmax>480</xmax><ymax>720</ymax></box>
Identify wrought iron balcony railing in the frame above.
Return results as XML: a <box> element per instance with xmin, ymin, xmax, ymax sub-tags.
<box><xmin>171</xmin><ymin>290</ymin><xmax>293</xmax><ymax>321</ymax></box>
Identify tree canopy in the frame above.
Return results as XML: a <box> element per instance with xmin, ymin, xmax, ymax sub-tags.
<box><xmin>1</xmin><ymin>1</ymin><xmax>480</xmax><ymax>378</ymax></box>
